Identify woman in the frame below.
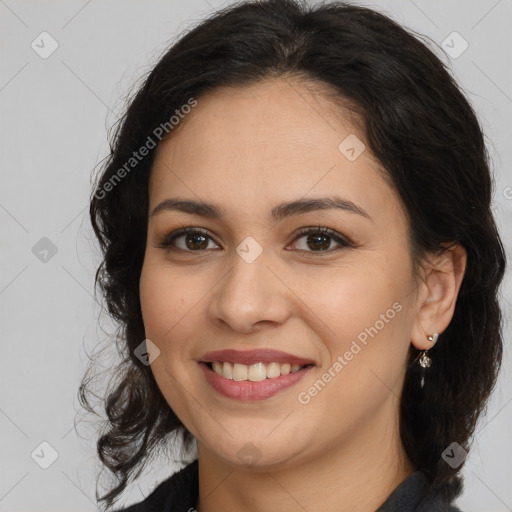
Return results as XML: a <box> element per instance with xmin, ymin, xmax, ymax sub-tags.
<box><xmin>81</xmin><ymin>0</ymin><xmax>507</xmax><ymax>510</ymax></box>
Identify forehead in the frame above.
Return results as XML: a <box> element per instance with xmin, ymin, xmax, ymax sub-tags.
<box><xmin>154</xmin><ymin>77</ymin><xmax>362</xmax><ymax>167</ymax></box>
<box><xmin>149</xmin><ymin>78</ymin><xmax>402</xmax><ymax>223</ymax></box>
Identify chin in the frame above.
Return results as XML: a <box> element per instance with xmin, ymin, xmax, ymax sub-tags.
<box><xmin>199</xmin><ymin>435</ymin><xmax>307</xmax><ymax>472</ymax></box>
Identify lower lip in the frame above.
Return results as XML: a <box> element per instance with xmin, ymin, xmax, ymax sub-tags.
<box><xmin>198</xmin><ymin>362</ymin><xmax>314</xmax><ymax>401</ymax></box>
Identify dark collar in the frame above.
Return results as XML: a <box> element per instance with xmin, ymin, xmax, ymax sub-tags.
<box><xmin>376</xmin><ymin>470</ymin><xmax>462</xmax><ymax>511</ymax></box>
<box><xmin>118</xmin><ymin>459</ymin><xmax>462</xmax><ymax>512</ymax></box>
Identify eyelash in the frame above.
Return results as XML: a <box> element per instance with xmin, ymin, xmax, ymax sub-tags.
<box><xmin>156</xmin><ymin>225</ymin><xmax>354</xmax><ymax>256</ymax></box>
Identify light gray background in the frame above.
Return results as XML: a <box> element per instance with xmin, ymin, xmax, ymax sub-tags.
<box><xmin>1</xmin><ymin>0</ymin><xmax>511</xmax><ymax>510</ymax></box>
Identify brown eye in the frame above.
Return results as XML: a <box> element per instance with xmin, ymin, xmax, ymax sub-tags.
<box><xmin>180</xmin><ymin>232</ymin><xmax>209</xmax><ymax>250</ymax></box>
<box><xmin>157</xmin><ymin>228</ymin><xmax>219</xmax><ymax>252</ymax></box>
<box><xmin>156</xmin><ymin>226</ymin><xmax>353</xmax><ymax>256</ymax></box>
<box><xmin>289</xmin><ymin>227</ymin><xmax>352</xmax><ymax>254</ymax></box>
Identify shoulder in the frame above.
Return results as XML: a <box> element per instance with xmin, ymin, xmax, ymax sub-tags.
<box><xmin>417</xmin><ymin>474</ymin><xmax>465</xmax><ymax>512</ymax></box>
<box><xmin>112</xmin><ymin>459</ymin><xmax>199</xmax><ymax>512</ymax></box>
<box><xmin>377</xmin><ymin>470</ymin><xmax>465</xmax><ymax>512</ymax></box>
<box><xmin>417</xmin><ymin>485</ymin><xmax>465</xmax><ymax>512</ymax></box>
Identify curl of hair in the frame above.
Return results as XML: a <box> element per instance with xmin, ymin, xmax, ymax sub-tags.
<box><xmin>80</xmin><ymin>0</ymin><xmax>507</xmax><ymax>508</ymax></box>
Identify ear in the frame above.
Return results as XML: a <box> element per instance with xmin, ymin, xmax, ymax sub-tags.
<box><xmin>410</xmin><ymin>243</ymin><xmax>467</xmax><ymax>350</ymax></box>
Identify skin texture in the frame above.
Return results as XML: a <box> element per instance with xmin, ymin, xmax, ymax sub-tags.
<box><xmin>139</xmin><ymin>77</ymin><xmax>467</xmax><ymax>512</ymax></box>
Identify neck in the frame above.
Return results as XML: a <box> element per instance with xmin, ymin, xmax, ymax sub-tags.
<box><xmin>194</xmin><ymin>403</ymin><xmax>415</xmax><ymax>512</ymax></box>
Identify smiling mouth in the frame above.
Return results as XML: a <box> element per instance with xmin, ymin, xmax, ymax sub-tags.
<box><xmin>205</xmin><ymin>361</ymin><xmax>314</xmax><ymax>381</ymax></box>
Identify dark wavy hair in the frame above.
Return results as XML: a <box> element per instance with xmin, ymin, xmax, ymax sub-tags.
<box><xmin>80</xmin><ymin>0</ymin><xmax>507</xmax><ymax>509</ymax></box>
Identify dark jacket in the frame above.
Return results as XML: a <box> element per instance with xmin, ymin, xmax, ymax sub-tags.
<box><xmin>115</xmin><ymin>459</ymin><xmax>463</xmax><ymax>512</ymax></box>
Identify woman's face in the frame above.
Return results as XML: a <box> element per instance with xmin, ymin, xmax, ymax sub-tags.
<box><xmin>139</xmin><ymin>78</ymin><xmax>425</xmax><ymax>470</ymax></box>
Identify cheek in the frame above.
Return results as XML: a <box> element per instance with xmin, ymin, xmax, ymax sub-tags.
<box><xmin>139</xmin><ymin>263</ymin><xmax>200</xmax><ymax>414</ymax></box>
<box><xmin>139</xmin><ymin>261</ymin><xmax>190</xmax><ymax>344</ymax></box>
<box><xmin>306</xmin><ymin>265</ymin><xmax>400</xmax><ymax>334</ymax></box>
<box><xmin>307</xmin><ymin>258</ymin><xmax>413</xmax><ymax>385</ymax></box>
<box><xmin>301</xmin><ymin>273</ymin><xmax>411</xmax><ymax>420</ymax></box>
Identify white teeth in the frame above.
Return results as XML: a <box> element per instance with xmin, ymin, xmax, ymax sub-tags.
<box><xmin>209</xmin><ymin>361</ymin><xmax>307</xmax><ymax>381</ymax></box>
<box><xmin>266</xmin><ymin>362</ymin><xmax>281</xmax><ymax>379</ymax></box>
<box><xmin>248</xmin><ymin>362</ymin><xmax>267</xmax><ymax>382</ymax></box>
<box><xmin>222</xmin><ymin>361</ymin><xmax>233</xmax><ymax>379</ymax></box>
<box><xmin>232</xmin><ymin>363</ymin><xmax>248</xmax><ymax>381</ymax></box>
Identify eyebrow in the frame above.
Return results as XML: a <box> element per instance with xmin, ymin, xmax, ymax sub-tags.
<box><xmin>151</xmin><ymin>195</ymin><xmax>371</xmax><ymax>222</ymax></box>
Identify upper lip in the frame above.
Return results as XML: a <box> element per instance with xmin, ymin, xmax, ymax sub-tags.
<box><xmin>199</xmin><ymin>349</ymin><xmax>316</xmax><ymax>366</ymax></box>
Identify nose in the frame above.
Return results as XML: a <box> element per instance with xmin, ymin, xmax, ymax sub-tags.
<box><xmin>208</xmin><ymin>249</ymin><xmax>293</xmax><ymax>334</ymax></box>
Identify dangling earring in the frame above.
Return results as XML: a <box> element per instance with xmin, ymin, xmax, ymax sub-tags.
<box><xmin>417</xmin><ymin>333</ymin><xmax>438</xmax><ymax>388</ymax></box>
<box><xmin>418</xmin><ymin>350</ymin><xmax>432</xmax><ymax>369</ymax></box>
